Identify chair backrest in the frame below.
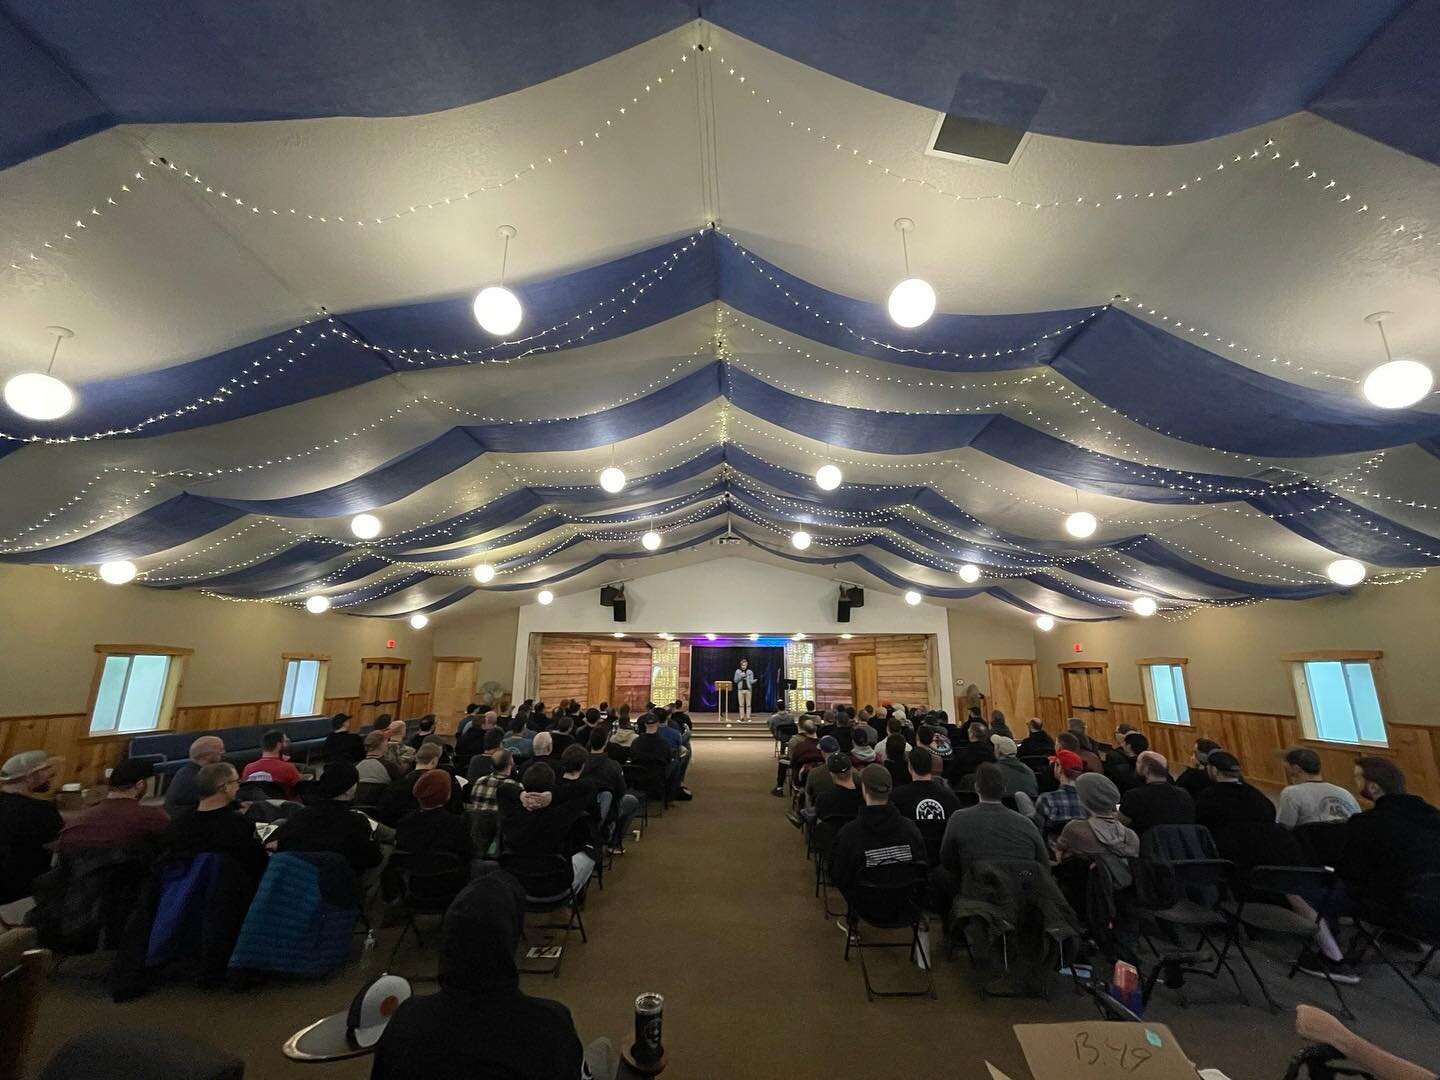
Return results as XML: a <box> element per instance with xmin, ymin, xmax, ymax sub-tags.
<box><xmin>499</xmin><ymin>852</ymin><xmax>574</xmax><ymax>902</ymax></box>
<box><xmin>775</xmin><ymin>722</ymin><xmax>797</xmax><ymax>744</ymax></box>
<box><xmin>1139</xmin><ymin>823</ymin><xmax>1218</xmax><ymax>863</ymax></box>
<box><xmin>811</xmin><ymin>814</ymin><xmax>852</xmax><ymax>860</ymax></box>
<box><xmin>915</xmin><ymin>817</ymin><xmax>947</xmax><ymax>865</ymax></box>
<box><xmin>850</xmin><ymin>862</ymin><xmax>927</xmax><ymax>929</ymax></box>
<box><xmin>352</xmin><ymin>781</ymin><xmax>388</xmax><ymax>809</ymax></box>
<box><xmin>1243</xmin><ymin>864</ymin><xmax>1334</xmax><ymax>900</ymax></box>
<box><xmin>38</xmin><ymin>1029</ymin><xmax>244</xmax><ymax>1080</ymax></box>
<box><xmin>1291</xmin><ymin>822</ymin><xmax>1349</xmax><ymax>868</ymax></box>
<box><xmin>392</xmin><ymin>851</ymin><xmax>467</xmax><ymax>911</ymax></box>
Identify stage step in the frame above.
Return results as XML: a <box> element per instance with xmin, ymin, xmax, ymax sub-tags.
<box><xmin>689</xmin><ymin>718</ymin><xmax>774</xmax><ymax>740</ymax></box>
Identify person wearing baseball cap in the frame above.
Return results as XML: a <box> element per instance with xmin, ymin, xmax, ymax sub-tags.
<box><xmin>1194</xmin><ymin>749</ymin><xmax>1304</xmax><ymax>869</ymax></box>
<box><xmin>990</xmin><ymin>734</ymin><xmax>1038</xmax><ymax>799</ymax></box>
<box><xmin>269</xmin><ymin>761</ymin><xmax>382</xmax><ymax>876</ymax></box>
<box><xmin>825</xmin><ymin>763</ymin><xmax>925</xmax><ymax>899</ymax></box>
<box><xmin>1033</xmin><ymin>749</ymin><xmax>1087</xmax><ymax>840</ymax></box>
<box><xmin>812</xmin><ymin>752</ymin><xmax>863</xmax><ymax>823</ymax></box>
<box><xmin>0</xmin><ymin>750</ymin><xmax>63</xmax><ymax>902</ymax></box>
<box><xmin>57</xmin><ymin>757</ymin><xmax>169</xmax><ymax>855</ymax></box>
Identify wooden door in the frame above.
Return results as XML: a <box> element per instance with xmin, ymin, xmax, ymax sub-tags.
<box><xmin>850</xmin><ymin>653</ymin><xmax>878</xmax><ymax>711</ymax></box>
<box><xmin>431</xmin><ymin>656</ymin><xmax>480</xmax><ymax>735</ymax></box>
<box><xmin>987</xmin><ymin>659</ymin><xmax>1038</xmax><ymax>724</ymax></box>
<box><xmin>358</xmin><ymin>658</ymin><xmax>409</xmax><ymax>726</ymax></box>
<box><xmin>587</xmin><ymin>651</ymin><xmax>615</xmax><ymax>708</ymax></box>
<box><xmin>1059</xmin><ymin>662</ymin><xmax>1110</xmax><ymax>726</ymax></box>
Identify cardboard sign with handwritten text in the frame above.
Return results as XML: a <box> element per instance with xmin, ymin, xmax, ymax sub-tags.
<box><xmin>1011</xmin><ymin>1022</ymin><xmax>1200</xmax><ymax>1079</ymax></box>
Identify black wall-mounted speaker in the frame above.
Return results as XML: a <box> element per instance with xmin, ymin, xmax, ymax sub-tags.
<box><xmin>838</xmin><ymin>584</ymin><xmax>864</xmax><ymax>622</ymax></box>
<box><xmin>600</xmin><ymin>584</ymin><xmax>623</xmax><ymax>606</ymax></box>
<box><xmin>613</xmin><ymin>598</ymin><xmax>627</xmax><ymax>622</ymax></box>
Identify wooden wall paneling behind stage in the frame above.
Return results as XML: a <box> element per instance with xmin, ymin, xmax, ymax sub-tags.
<box><xmin>535</xmin><ymin>635</ymin><xmax>653</xmax><ymax>709</ymax></box>
<box><xmin>0</xmin><ymin>691</ymin><xmax>426</xmax><ymax>790</ymax></box>
<box><xmin>813</xmin><ymin>635</ymin><xmax>933</xmax><ymax>709</ymax></box>
<box><xmin>1035</xmin><ymin>694</ymin><xmax>1440</xmax><ymax>805</ymax></box>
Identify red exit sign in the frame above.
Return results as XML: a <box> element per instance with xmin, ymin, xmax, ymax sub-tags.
<box><xmin>1072</xmin><ymin>642</ymin><xmax>1083</xmax><ymax>653</ymax></box>
<box><xmin>386</xmin><ymin>639</ymin><xmax>396</xmax><ymax>650</ymax></box>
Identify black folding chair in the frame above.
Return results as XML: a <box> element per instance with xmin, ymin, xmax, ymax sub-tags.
<box><xmin>843</xmin><ymin>862</ymin><xmax>935</xmax><ymax>1001</ymax></box>
<box><xmin>386</xmin><ymin>851</ymin><xmax>468</xmax><ymax>970</ymax></box>
<box><xmin>623</xmin><ymin>759</ymin><xmax>668</xmax><ymax>817</ymax></box>
<box><xmin>810</xmin><ymin>814</ymin><xmax>853</xmax><ymax>918</ymax></box>
<box><xmin>499</xmin><ymin>852</ymin><xmax>588</xmax><ymax>976</ymax></box>
<box><xmin>774</xmin><ymin>722</ymin><xmax>797</xmax><ymax>758</ymax></box>
<box><xmin>1230</xmin><ymin>864</ymin><xmax>1352</xmax><ymax>1017</ymax></box>
<box><xmin>1348</xmin><ymin>873</ymin><xmax>1440</xmax><ymax>1021</ymax></box>
<box><xmin>1135</xmin><ymin>857</ymin><xmax>1256</xmax><ymax>1007</ymax></box>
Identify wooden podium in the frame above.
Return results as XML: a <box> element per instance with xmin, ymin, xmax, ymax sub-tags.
<box><xmin>714</xmin><ymin>680</ymin><xmax>733</xmax><ymax>722</ymax></box>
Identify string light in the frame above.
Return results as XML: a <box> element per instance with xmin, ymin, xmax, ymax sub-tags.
<box><xmin>4</xmin><ymin>169</ymin><xmax>152</xmax><ymax>277</ymax></box>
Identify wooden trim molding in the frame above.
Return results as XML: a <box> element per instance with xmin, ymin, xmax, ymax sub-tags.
<box><xmin>1280</xmin><ymin>649</ymin><xmax>1383</xmax><ymax>662</ymax></box>
<box><xmin>361</xmin><ymin>656</ymin><xmax>411</xmax><ymax>665</ymax></box>
<box><xmin>987</xmin><ymin>658</ymin><xmax>1038</xmax><ymax>666</ymax></box>
<box><xmin>1137</xmin><ymin>657</ymin><xmax>1188</xmax><ymax>667</ymax></box>
<box><xmin>433</xmin><ymin>655</ymin><xmax>483</xmax><ymax>663</ymax></box>
<box><xmin>1057</xmin><ymin>660</ymin><xmax>1109</xmax><ymax>670</ymax></box>
<box><xmin>280</xmin><ymin>651</ymin><xmax>331</xmax><ymax>662</ymax></box>
<box><xmin>92</xmin><ymin>644</ymin><xmax>195</xmax><ymax>657</ymax></box>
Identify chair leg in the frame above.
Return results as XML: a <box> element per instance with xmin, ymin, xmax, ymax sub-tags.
<box><xmin>1414</xmin><ymin>945</ymin><xmax>1437</xmax><ymax>979</ymax></box>
<box><xmin>570</xmin><ymin>895</ymin><xmax>588</xmax><ymax>944</ymax></box>
<box><xmin>1364</xmin><ymin>929</ymin><xmax>1440</xmax><ymax>1021</ymax></box>
<box><xmin>387</xmin><ymin>920</ymin><xmax>411</xmax><ymax>969</ymax></box>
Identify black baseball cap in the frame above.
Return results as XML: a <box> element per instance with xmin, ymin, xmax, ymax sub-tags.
<box><xmin>1206</xmin><ymin>750</ymin><xmax>1242</xmax><ymax>775</ymax></box>
<box><xmin>826</xmin><ymin>751</ymin><xmax>852</xmax><ymax>773</ymax></box>
<box><xmin>109</xmin><ymin>758</ymin><xmax>156</xmax><ymax>787</ymax></box>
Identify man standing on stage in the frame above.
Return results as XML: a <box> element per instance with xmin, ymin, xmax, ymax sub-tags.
<box><xmin>733</xmin><ymin>658</ymin><xmax>757</xmax><ymax>721</ymax></box>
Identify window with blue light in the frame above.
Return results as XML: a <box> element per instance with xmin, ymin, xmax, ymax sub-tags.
<box><xmin>1295</xmin><ymin>659</ymin><xmax>1387</xmax><ymax>746</ymax></box>
<box><xmin>1142</xmin><ymin>663</ymin><xmax>1190</xmax><ymax>725</ymax></box>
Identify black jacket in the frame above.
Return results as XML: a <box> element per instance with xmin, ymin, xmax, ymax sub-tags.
<box><xmin>322</xmin><ymin>730</ymin><xmax>366</xmax><ymax>764</ymax></box>
<box><xmin>271</xmin><ymin>800</ymin><xmax>382</xmax><ymax>875</ymax></box>
<box><xmin>497</xmin><ymin>780</ymin><xmax>599</xmax><ymax>858</ymax></box>
<box><xmin>1338</xmin><ymin>793</ymin><xmax>1440</xmax><ymax>915</ymax></box>
<box><xmin>1016</xmin><ymin>730</ymin><xmax>1055</xmax><ymax>760</ymax></box>
<box><xmin>394</xmin><ymin>808</ymin><xmax>473</xmax><ymax>862</ymax></box>
<box><xmin>827</xmin><ymin>803</ymin><xmax>925</xmax><ymax>894</ymax></box>
<box><xmin>371</xmin><ymin>873</ymin><xmax>583</xmax><ymax>1080</ymax></box>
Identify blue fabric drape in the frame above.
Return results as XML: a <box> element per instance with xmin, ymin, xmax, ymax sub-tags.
<box><xmin>688</xmin><ymin>646</ymin><xmax>783</xmax><ymax>712</ymax></box>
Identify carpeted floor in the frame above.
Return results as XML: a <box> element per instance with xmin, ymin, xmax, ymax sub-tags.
<box><xmin>26</xmin><ymin>741</ymin><xmax>1440</xmax><ymax>1078</ymax></box>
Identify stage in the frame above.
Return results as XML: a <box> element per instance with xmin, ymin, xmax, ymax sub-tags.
<box><xmin>684</xmin><ymin>712</ymin><xmax>776</xmax><ymax>741</ymax></box>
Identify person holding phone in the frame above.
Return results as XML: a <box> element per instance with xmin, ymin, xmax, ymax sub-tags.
<box><xmin>733</xmin><ymin>658</ymin><xmax>757</xmax><ymax>721</ymax></box>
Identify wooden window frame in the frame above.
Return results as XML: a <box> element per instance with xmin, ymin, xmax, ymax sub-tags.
<box><xmin>87</xmin><ymin>644</ymin><xmax>193</xmax><ymax>738</ymax></box>
<box><xmin>1282</xmin><ymin>650</ymin><xmax>1390</xmax><ymax>748</ymax></box>
<box><xmin>1136</xmin><ymin>657</ymin><xmax>1193</xmax><ymax>727</ymax></box>
<box><xmin>277</xmin><ymin>652</ymin><xmax>331</xmax><ymax>718</ymax></box>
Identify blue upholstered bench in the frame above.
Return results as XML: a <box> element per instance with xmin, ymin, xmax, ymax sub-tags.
<box><xmin>128</xmin><ymin>714</ymin><xmax>334</xmax><ymax>780</ymax></box>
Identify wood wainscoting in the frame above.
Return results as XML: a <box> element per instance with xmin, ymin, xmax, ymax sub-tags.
<box><xmin>1035</xmin><ymin>694</ymin><xmax>1440</xmax><ymax>805</ymax></box>
<box><xmin>535</xmin><ymin>635</ymin><xmax>653</xmax><ymax>710</ymax></box>
<box><xmin>813</xmin><ymin>634</ymin><xmax>934</xmax><ymax>710</ymax></box>
<box><xmin>0</xmin><ymin>689</ymin><xmax>432</xmax><ymax>791</ymax></box>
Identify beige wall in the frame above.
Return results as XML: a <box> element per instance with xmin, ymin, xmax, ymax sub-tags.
<box><xmin>431</xmin><ymin>605</ymin><xmax>519</xmax><ymax>697</ymax></box>
<box><xmin>0</xmin><ymin>564</ymin><xmax>433</xmax><ymax>715</ymax></box>
<box><xmin>947</xmin><ymin>605</ymin><xmax>1035</xmax><ymax>708</ymax></box>
<box><xmin>1032</xmin><ymin>574</ymin><xmax>1440</xmax><ymax>726</ymax></box>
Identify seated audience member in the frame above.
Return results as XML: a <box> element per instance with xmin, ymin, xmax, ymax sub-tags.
<box><xmin>455</xmin><ymin>704</ymin><xmax>481</xmax><ymax>742</ymax></box>
<box><xmin>455</xmin><ymin>710</ymin><xmax>499</xmax><ymax>775</ymax></box>
<box><xmin>470</xmin><ymin>749</ymin><xmax>520</xmax><ymax>857</ymax></box>
<box><xmin>549</xmin><ymin>715</ymin><xmax>576</xmax><ymax>756</ymax></box>
<box><xmin>1017</xmin><ymin>718</ymin><xmax>1054</xmax><ymax>760</ymax></box>
<box><xmin>609</xmin><ymin>712</ymin><xmax>637</xmax><ymax>748</ymax></box>
<box><xmin>989</xmin><ymin>710</ymin><xmax>1013</xmax><ymax>738</ymax></box>
<box><xmin>890</xmin><ymin>747</ymin><xmax>961</xmax><ymax>828</ymax></box>
<box><xmin>1057</xmin><ymin>729</ymin><xmax>1103</xmax><ymax>776</ymax></box>
<box><xmin>369</xmin><ymin>873</ymin><xmax>587</xmax><ymax>1079</ymax></box>
<box><xmin>0</xmin><ymin>750</ymin><xmax>63</xmax><ymax>901</ymax></box>
<box><xmin>269</xmin><ymin>761</ymin><xmax>382</xmax><ymax>875</ymax></box>
<box><xmin>813</xmin><ymin>753</ymin><xmax>864</xmax><ymax>822</ymax></box>
<box><xmin>802</xmin><ymin>737</ymin><xmax>841</xmax><ymax>808</ymax></box>
<box><xmin>1033</xmin><ymin>750</ymin><xmax>1087</xmax><ymax>839</ymax></box>
<box><xmin>466</xmin><ymin>728</ymin><xmax>506</xmax><ymax>783</ymax></box>
<box><xmin>159</xmin><ymin>763</ymin><xmax>267</xmax><ymax>882</ymax></box>
<box><xmin>582</xmin><ymin>727</ymin><xmax>639</xmax><ymax>851</ymax></box>
<box><xmin>240</xmin><ymin>730</ymin><xmax>303</xmax><ymax>798</ymax></box>
<box><xmin>357</xmin><ymin>731</ymin><xmax>396</xmax><ymax>784</ymax></box>
<box><xmin>407</xmin><ymin>715</ymin><xmax>438</xmax><ymax>751</ymax></box>
<box><xmin>1194</xmin><ymin>750</ymin><xmax>1302</xmax><ymax>868</ymax></box>
<box><xmin>524</xmin><ymin>731</ymin><xmax>556</xmax><ymax>778</ymax></box>
<box><xmin>917</xmin><ymin>725</ymin><xmax>953</xmax><ymax>768</ymax></box>
<box><xmin>1056</xmin><ymin>774</ymin><xmax>1139</xmax><ymax>874</ymax></box>
<box><xmin>949</xmin><ymin>721</ymin><xmax>995</xmax><ymax>782</ymax></box>
<box><xmin>826</xmin><ymin>764</ymin><xmax>926</xmax><ymax>897</ymax></box>
<box><xmin>848</xmin><ymin>725</ymin><xmax>877</xmax><ymax>768</ymax></box>
<box><xmin>1276</xmin><ymin>747</ymin><xmax>1361</xmax><ymax>828</ymax></box>
<box><xmin>502</xmin><ymin>716</ymin><xmax>535</xmax><ymax>756</ymax></box>
<box><xmin>323</xmin><ymin>713</ymin><xmax>366</xmax><ymax>764</ymax></box>
<box><xmin>1118</xmin><ymin>751</ymin><xmax>1194</xmax><ymax>835</ymax></box>
<box><xmin>163</xmin><ymin>735</ymin><xmax>225</xmax><ymax>816</ymax></box>
<box><xmin>1339</xmin><ymin>757</ymin><xmax>1440</xmax><ymax>922</ymax></box>
<box><xmin>772</xmin><ymin>716</ymin><xmax>820</xmax><ymax>796</ymax></box>
<box><xmin>379</xmin><ymin>742</ymin><xmax>463</xmax><ymax>825</ymax></box>
<box><xmin>990</xmin><ymin>735</ymin><xmax>1039</xmax><ymax>799</ymax></box>
<box><xmin>882</xmin><ymin>734</ymin><xmax>912</xmax><ymax>790</ymax></box>
<box><xmin>659</xmin><ymin>713</ymin><xmax>695</xmax><ymax>801</ymax></box>
<box><xmin>630</xmin><ymin>714</ymin><xmax>683</xmax><ymax>802</ymax></box>
<box><xmin>1176</xmin><ymin>738</ymin><xmax>1220</xmax><ymax>797</ymax></box>
<box><xmin>382</xmin><ymin>720</ymin><xmax>415</xmax><ymax>773</ymax></box>
<box><xmin>497</xmin><ymin>763</ymin><xmax>599</xmax><ymax>895</ymax></box>
<box><xmin>1067</xmin><ymin>717</ymin><xmax>1101</xmax><ymax>751</ymax></box>
<box><xmin>1103</xmin><ymin>732</ymin><xmax>1149</xmax><ymax>792</ymax></box>
<box><xmin>395</xmin><ymin>770</ymin><xmax>473</xmax><ymax>862</ymax></box>
<box><xmin>57</xmin><ymin>758</ymin><xmax>168</xmax><ymax>855</ymax></box>
<box><xmin>939</xmin><ymin>764</ymin><xmax>1049</xmax><ymax>876</ymax></box>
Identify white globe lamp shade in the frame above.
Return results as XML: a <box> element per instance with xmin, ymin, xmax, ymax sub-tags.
<box><xmin>1326</xmin><ymin>558</ymin><xmax>1367</xmax><ymax>587</ymax></box>
<box><xmin>4</xmin><ymin>372</ymin><xmax>75</xmax><ymax>421</ymax></box>
<box><xmin>705</xmin><ymin>632</ymin><xmax>717</xmax><ymax>641</ymax></box>
<box><xmin>1064</xmin><ymin>511</ymin><xmax>1098</xmax><ymax>539</ymax></box>
<box><xmin>1362</xmin><ymin>360</ymin><xmax>1432</xmax><ymax>409</ymax></box>
<box><xmin>305</xmin><ymin>595</ymin><xmax>331</xmax><ymax>614</ymax></box>
<box><xmin>748</xmin><ymin>632</ymin><xmax>759</xmax><ymax>641</ymax></box>
<box><xmin>599</xmin><ymin>466</ymin><xmax>626</xmax><ymax>494</ymax></box>
<box><xmin>98</xmin><ymin>560</ymin><xmax>137</xmax><ymax>585</ymax></box>
<box><xmin>815</xmin><ymin>463</ymin><xmax>843</xmax><ymax>491</ymax></box>
<box><xmin>472</xmin><ymin>563</ymin><xmax>496</xmax><ymax>584</ymax></box>
<box><xmin>957</xmin><ymin>563</ymin><xmax>981</xmax><ymax>583</ymax></box>
<box><xmin>641</xmin><ymin>530</ymin><xmax>662</xmax><ymax>551</ymax></box>
<box><xmin>791</xmin><ymin>529</ymin><xmax>812</xmax><ymax>550</ymax></box>
<box><xmin>1035</xmin><ymin>614</ymin><xmax>1056</xmax><ymax>632</ymax></box>
<box><xmin>904</xmin><ymin>589</ymin><xmax>922</xmax><ymax>606</ymax></box>
<box><xmin>887</xmin><ymin>278</ymin><xmax>937</xmax><ymax>328</ymax></box>
<box><xmin>350</xmin><ymin>513</ymin><xmax>382</xmax><ymax>540</ymax></box>
<box><xmin>1131</xmin><ymin>596</ymin><xmax>1158</xmax><ymax>617</ymax></box>
<box><xmin>472</xmin><ymin>286</ymin><xmax>522</xmax><ymax>337</ymax></box>
<box><xmin>408</xmin><ymin>613</ymin><xmax>429</xmax><ymax>630</ymax></box>
<box><xmin>536</xmin><ymin>589</ymin><xmax>554</xmax><ymax>606</ymax></box>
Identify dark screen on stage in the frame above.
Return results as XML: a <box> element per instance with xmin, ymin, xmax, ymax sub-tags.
<box><xmin>688</xmin><ymin>646</ymin><xmax>783</xmax><ymax>712</ymax></box>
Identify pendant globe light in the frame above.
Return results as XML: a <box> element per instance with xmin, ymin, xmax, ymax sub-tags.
<box><xmin>98</xmin><ymin>560</ymin><xmax>138</xmax><ymax>585</ymax></box>
<box><xmin>904</xmin><ymin>589</ymin><xmax>922</xmax><ymax>605</ymax></box>
<box><xmin>4</xmin><ymin>326</ymin><xmax>76</xmax><ymax>421</ymax></box>
<box><xmin>791</xmin><ymin>529</ymin><xmax>812</xmax><ymax>550</ymax></box>
<box><xmin>1131</xmin><ymin>596</ymin><xmax>1158</xmax><ymax>617</ymax></box>
<box><xmin>473</xmin><ymin>563</ymin><xmax>496</xmax><ymax>584</ymax></box>
<box><xmin>887</xmin><ymin>218</ymin><xmax>936</xmax><ymax>328</ymax></box>
<box><xmin>957</xmin><ymin>563</ymin><xmax>981</xmax><ymax>583</ymax></box>
<box><xmin>536</xmin><ymin>589</ymin><xmax>555</xmax><ymax>605</ymax></box>
<box><xmin>1361</xmin><ymin>312</ymin><xmax>1432</xmax><ymax>409</ymax></box>
<box><xmin>1064</xmin><ymin>490</ymin><xmax>1098</xmax><ymax>539</ymax></box>
<box><xmin>1326</xmin><ymin>558</ymin><xmax>1367</xmax><ymax>587</ymax></box>
<box><xmin>472</xmin><ymin>225</ymin><xmax>523</xmax><ymax>337</ymax></box>
<box><xmin>815</xmin><ymin>461</ymin><xmax>842</xmax><ymax>491</ymax></box>
<box><xmin>598</xmin><ymin>446</ymin><xmax>626</xmax><ymax>494</ymax></box>
<box><xmin>408</xmin><ymin>613</ymin><xmax>429</xmax><ymax>630</ymax></box>
<box><xmin>1035</xmin><ymin>614</ymin><xmax>1056</xmax><ymax>632</ymax></box>
<box><xmin>641</xmin><ymin>525</ymin><xmax>662</xmax><ymax>551</ymax></box>
<box><xmin>350</xmin><ymin>513</ymin><xmax>382</xmax><ymax>540</ymax></box>
<box><xmin>305</xmin><ymin>595</ymin><xmax>331</xmax><ymax>614</ymax></box>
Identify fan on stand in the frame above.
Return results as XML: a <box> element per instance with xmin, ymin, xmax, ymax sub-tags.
<box><xmin>476</xmin><ymin>680</ymin><xmax>506</xmax><ymax>712</ymax></box>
